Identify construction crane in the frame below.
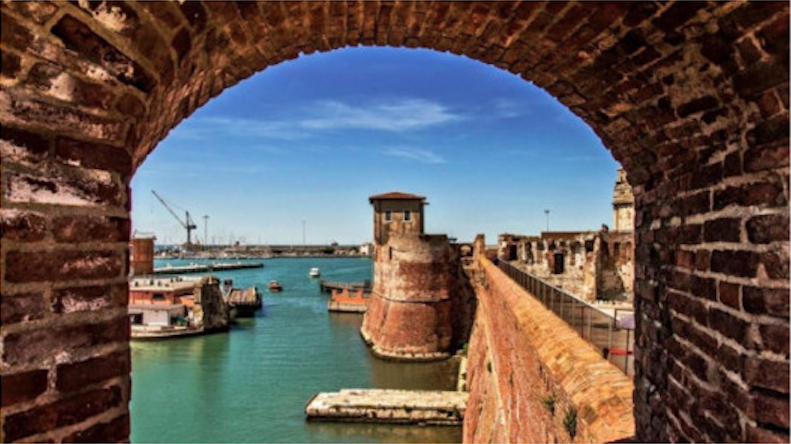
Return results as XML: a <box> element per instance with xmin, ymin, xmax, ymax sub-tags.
<box><xmin>151</xmin><ymin>190</ymin><xmax>198</xmax><ymax>245</ymax></box>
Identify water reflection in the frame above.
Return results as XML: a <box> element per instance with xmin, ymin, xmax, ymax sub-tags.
<box><xmin>306</xmin><ymin>422</ymin><xmax>462</xmax><ymax>443</ymax></box>
<box><xmin>369</xmin><ymin>357</ymin><xmax>459</xmax><ymax>391</ymax></box>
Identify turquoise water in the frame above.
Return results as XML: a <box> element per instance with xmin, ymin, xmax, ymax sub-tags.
<box><xmin>130</xmin><ymin>257</ymin><xmax>461</xmax><ymax>443</ymax></box>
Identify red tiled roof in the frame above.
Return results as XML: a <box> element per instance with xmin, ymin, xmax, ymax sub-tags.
<box><xmin>368</xmin><ymin>192</ymin><xmax>426</xmax><ymax>202</ymax></box>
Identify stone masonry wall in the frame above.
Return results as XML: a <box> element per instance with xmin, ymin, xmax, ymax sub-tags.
<box><xmin>361</xmin><ymin>234</ymin><xmax>455</xmax><ymax>360</ymax></box>
<box><xmin>192</xmin><ymin>277</ymin><xmax>230</xmax><ymax>332</ymax></box>
<box><xmin>598</xmin><ymin>230</ymin><xmax>634</xmax><ymax>300</ymax></box>
<box><xmin>464</xmin><ymin>258</ymin><xmax>634</xmax><ymax>443</ymax></box>
<box><xmin>0</xmin><ymin>2</ymin><xmax>788</xmax><ymax>442</ymax></box>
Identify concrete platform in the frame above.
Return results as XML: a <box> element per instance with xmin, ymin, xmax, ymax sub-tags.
<box><xmin>305</xmin><ymin>389</ymin><xmax>466</xmax><ymax>425</ymax></box>
<box><xmin>327</xmin><ymin>301</ymin><xmax>368</xmax><ymax>313</ymax></box>
<box><xmin>152</xmin><ymin>262</ymin><xmax>263</xmax><ymax>275</ymax></box>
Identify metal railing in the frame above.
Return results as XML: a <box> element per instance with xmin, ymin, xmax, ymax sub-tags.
<box><xmin>497</xmin><ymin>259</ymin><xmax>635</xmax><ymax>376</ymax></box>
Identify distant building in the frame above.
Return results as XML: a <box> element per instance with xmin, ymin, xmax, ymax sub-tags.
<box><xmin>499</xmin><ymin>169</ymin><xmax>635</xmax><ymax>302</ymax></box>
<box><xmin>358</xmin><ymin>242</ymin><xmax>374</xmax><ymax>256</ymax></box>
<box><xmin>612</xmin><ymin>168</ymin><xmax>634</xmax><ymax>232</ymax></box>
<box><xmin>128</xmin><ymin>276</ymin><xmax>230</xmax><ymax>337</ymax></box>
<box><xmin>368</xmin><ymin>192</ymin><xmax>426</xmax><ymax>245</ymax></box>
<box><xmin>130</xmin><ymin>233</ymin><xmax>156</xmax><ymax>276</ymax></box>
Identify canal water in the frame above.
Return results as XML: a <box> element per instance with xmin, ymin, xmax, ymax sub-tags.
<box><xmin>130</xmin><ymin>257</ymin><xmax>461</xmax><ymax>443</ymax></box>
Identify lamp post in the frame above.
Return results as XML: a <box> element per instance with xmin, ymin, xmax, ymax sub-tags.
<box><xmin>203</xmin><ymin>215</ymin><xmax>209</xmax><ymax>249</ymax></box>
<box><xmin>544</xmin><ymin>209</ymin><xmax>550</xmax><ymax>232</ymax></box>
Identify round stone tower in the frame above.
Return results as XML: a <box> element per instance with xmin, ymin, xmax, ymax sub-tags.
<box><xmin>361</xmin><ymin>193</ymin><xmax>455</xmax><ymax>360</ymax></box>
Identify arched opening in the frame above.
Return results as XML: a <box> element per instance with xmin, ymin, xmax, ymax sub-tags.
<box><xmin>1</xmin><ymin>2</ymin><xmax>787</xmax><ymax>443</ymax></box>
<box><xmin>129</xmin><ymin>45</ymin><xmax>621</xmax><ymax>443</ymax></box>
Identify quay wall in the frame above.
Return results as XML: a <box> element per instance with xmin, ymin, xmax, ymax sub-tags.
<box><xmin>463</xmin><ymin>258</ymin><xmax>634</xmax><ymax>443</ymax></box>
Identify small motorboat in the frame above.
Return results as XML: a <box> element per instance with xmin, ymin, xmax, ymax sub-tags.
<box><xmin>268</xmin><ymin>280</ymin><xmax>283</xmax><ymax>292</ymax></box>
<box><xmin>309</xmin><ymin>267</ymin><xmax>321</xmax><ymax>278</ymax></box>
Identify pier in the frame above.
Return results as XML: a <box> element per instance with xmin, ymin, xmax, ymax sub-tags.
<box><xmin>305</xmin><ymin>389</ymin><xmax>466</xmax><ymax>425</ymax></box>
<box><xmin>152</xmin><ymin>262</ymin><xmax>264</xmax><ymax>275</ymax></box>
<box><xmin>319</xmin><ymin>280</ymin><xmax>372</xmax><ymax>293</ymax></box>
<box><xmin>327</xmin><ymin>288</ymin><xmax>370</xmax><ymax>313</ymax></box>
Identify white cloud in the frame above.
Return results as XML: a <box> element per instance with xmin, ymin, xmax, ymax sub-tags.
<box><xmin>382</xmin><ymin>146</ymin><xmax>446</xmax><ymax>164</ymax></box>
<box><xmin>301</xmin><ymin>99</ymin><xmax>461</xmax><ymax>131</ymax></box>
<box><xmin>492</xmin><ymin>98</ymin><xmax>526</xmax><ymax>119</ymax></box>
<box><xmin>171</xmin><ymin>98</ymin><xmax>462</xmax><ymax>141</ymax></box>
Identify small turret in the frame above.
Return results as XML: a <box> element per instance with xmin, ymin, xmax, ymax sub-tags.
<box><xmin>612</xmin><ymin>168</ymin><xmax>634</xmax><ymax>232</ymax></box>
<box><xmin>369</xmin><ymin>192</ymin><xmax>427</xmax><ymax>245</ymax></box>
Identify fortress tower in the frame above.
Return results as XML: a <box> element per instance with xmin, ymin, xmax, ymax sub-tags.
<box><xmin>612</xmin><ymin>168</ymin><xmax>634</xmax><ymax>232</ymax></box>
<box><xmin>361</xmin><ymin>192</ymin><xmax>455</xmax><ymax>361</ymax></box>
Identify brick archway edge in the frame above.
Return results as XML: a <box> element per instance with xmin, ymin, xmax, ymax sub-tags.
<box><xmin>1</xmin><ymin>2</ymin><xmax>788</xmax><ymax>442</ymax></box>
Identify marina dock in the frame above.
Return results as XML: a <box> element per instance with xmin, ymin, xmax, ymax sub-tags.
<box><xmin>319</xmin><ymin>280</ymin><xmax>372</xmax><ymax>293</ymax></box>
<box><xmin>305</xmin><ymin>389</ymin><xmax>467</xmax><ymax>425</ymax></box>
<box><xmin>153</xmin><ymin>262</ymin><xmax>264</xmax><ymax>275</ymax></box>
<box><xmin>327</xmin><ymin>288</ymin><xmax>370</xmax><ymax>313</ymax></box>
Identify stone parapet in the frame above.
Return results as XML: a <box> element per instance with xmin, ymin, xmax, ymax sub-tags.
<box><xmin>464</xmin><ymin>258</ymin><xmax>634</xmax><ymax>443</ymax></box>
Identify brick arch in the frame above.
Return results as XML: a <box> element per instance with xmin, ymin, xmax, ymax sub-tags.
<box><xmin>1</xmin><ymin>2</ymin><xmax>788</xmax><ymax>442</ymax></box>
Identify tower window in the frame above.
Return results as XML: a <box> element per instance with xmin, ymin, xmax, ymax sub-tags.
<box><xmin>404</xmin><ymin>210</ymin><xmax>412</xmax><ymax>221</ymax></box>
<box><xmin>384</xmin><ymin>211</ymin><xmax>392</xmax><ymax>222</ymax></box>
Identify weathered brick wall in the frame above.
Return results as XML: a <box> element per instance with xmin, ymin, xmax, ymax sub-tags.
<box><xmin>598</xmin><ymin>230</ymin><xmax>634</xmax><ymax>300</ymax></box>
<box><xmin>361</xmin><ymin>234</ymin><xmax>455</xmax><ymax>360</ymax></box>
<box><xmin>1</xmin><ymin>2</ymin><xmax>788</xmax><ymax>442</ymax></box>
<box><xmin>464</xmin><ymin>258</ymin><xmax>635</xmax><ymax>443</ymax></box>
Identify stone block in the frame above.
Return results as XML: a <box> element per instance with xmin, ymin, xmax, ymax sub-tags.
<box><xmin>56</xmin><ymin>350</ymin><xmax>130</xmax><ymax>392</ymax></box>
<box><xmin>53</xmin><ymin>215</ymin><xmax>130</xmax><ymax>243</ymax></box>
<box><xmin>52</xmin><ymin>283</ymin><xmax>128</xmax><ymax>314</ymax></box>
<box><xmin>743</xmin><ymin>286</ymin><xmax>790</xmax><ymax>318</ymax></box>
<box><xmin>51</xmin><ymin>15</ymin><xmax>156</xmax><ymax>93</ymax></box>
<box><xmin>747</xmin><ymin>214</ymin><xmax>788</xmax><ymax>244</ymax></box>
<box><xmin>1</xmin><ymin>291</ymin><xmax>48</xmax><ymax>325</ymax></box>
<box><xmin>5</xmin><ymin>249</ymin><xmax>124</xmax><ymax>284</ymax></box>
<box><xmin>2</xmin><ymin>386</ymin><xmax>122</xmax><ymax>442</ymax></box>
<box><xmin>2</xmin><ymin>316</ymin><xmax>129</xmax><ymax>367</ymax></box>
<box><xmin>0</xmin><ymin>210</ymin><xmax>48</xmax><ymax>242</ymax></box>
<box><xmin>0</xmin><ymin>369</ymin><xmax>49</xmax><ymax>408</ymax></box>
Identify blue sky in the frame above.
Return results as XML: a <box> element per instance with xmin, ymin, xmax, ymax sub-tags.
<box><xmin>131</xmin><ymin>47</ymin><xmax>620</xmax><ymax>245</ymax></box>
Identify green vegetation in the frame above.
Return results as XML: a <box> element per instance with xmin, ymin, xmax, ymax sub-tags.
<box><xmin>540</xmin><ymin>393</ymin><xmax>556</xmax><ymax>415</ymax></box>
<box><xmin>564</xmin><ymin>407</ymin><xmax>578</xmax><ymax>439</ymax></box>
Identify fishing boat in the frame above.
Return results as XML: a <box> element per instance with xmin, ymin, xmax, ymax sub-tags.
<box><xmin>269</xmin><ymin>280</ymin><xmax>283</xmax><ymax>292</ymax></box>
<box><xmin>309</xmin><ymin>267</ymin><xmax>321</xmax><ymax>278</ymax></box>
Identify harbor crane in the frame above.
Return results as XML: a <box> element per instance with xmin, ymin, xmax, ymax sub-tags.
<box><xmin>151</xmin><ymin>190</ymin><xmax>198</xmax><ymax>245</ymax></box>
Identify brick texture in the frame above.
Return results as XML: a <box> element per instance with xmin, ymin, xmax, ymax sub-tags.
<box><xmin>465</xmin><ymin>258</ymin><xmax>635</xmax><ymax>443</ymax></box>
<box><xmin>0</xmin><ymin>2</ymin><xmax>788</xmax><ymax>442</ymax></box>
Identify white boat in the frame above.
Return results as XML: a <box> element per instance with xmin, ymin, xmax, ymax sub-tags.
<box><xmin>309</xmin><ymin>267</ymin><xmax>321</xmax><ymax>278</ymax></box>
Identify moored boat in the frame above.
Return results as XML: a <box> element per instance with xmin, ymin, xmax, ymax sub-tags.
<box><xmin>228</xmin><ymin>286</ymin><xmax>263</xmax><ymax>317</ymax></box>
<box><xmin>269</xmin><ymin>280</ymin><xmax>283</xmax><ymax>292</ymax></box>
<box><xmin>309</xmin><ymin>267</ymin><xmax>321</xmax><ymax>278</ymax></box>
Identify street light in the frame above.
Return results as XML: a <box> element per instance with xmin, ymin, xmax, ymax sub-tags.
<box><xmin>544</xmin><ymin>209</ymin><xmax>550</xmax><ymax>232</ymax></box>
<box><xmin>203</xmin><ymin>215</ymin><xmax>209</xmax><ymax>249</ymax></box>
